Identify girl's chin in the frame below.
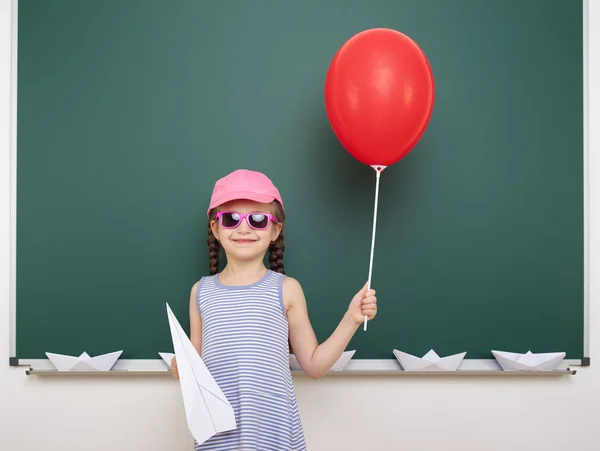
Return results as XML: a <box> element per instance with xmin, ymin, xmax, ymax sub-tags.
<box><xmin>224</xmin><ymin>245</ymin><xmax>269</xmax><ymax>260</ymax></box>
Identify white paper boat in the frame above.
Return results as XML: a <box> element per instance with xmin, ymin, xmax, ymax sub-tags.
<box><xmin>492</xmin><ymin>350</ymin><xmax>566</xmax><ymax>371</ymax></box>
<box><xmin>166</xmin><ymin>303</ymin><xmax>237</xmax><ymax>445</ymax></box>
<box><xmin>288</xmin><ymin>354</ymin><xmax>301</xmax><ymax>371</ymax></box>
<box><xmin>393</xmin><ymin>349</ymin><xmax>467</xmax><ymax>371</ymax></box>
<box><xmin>45</xmin><ymin>350</ymin><xmax>123</xmax><ymax>371</ymax></box>
<box><xmin>158</xmin><ymin>352</ymin><xmax>175</xmax><ymax>368</ymax></box>
<box><xmin>289</xmin><ymin>350</ymin><xmax>356</xmax><ymax>372</ymax></box>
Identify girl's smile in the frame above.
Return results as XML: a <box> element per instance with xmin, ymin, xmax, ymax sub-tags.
<box><xmin>232</xmin><ymin>239</ymin><xmax>257</xmax><ymax>244</ymax></box>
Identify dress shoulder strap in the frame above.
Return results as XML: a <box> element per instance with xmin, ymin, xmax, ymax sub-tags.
<box><xmin>195</xmin><ymin>275</ymin><xmax>211</xmax><ymax>311</ymax></box>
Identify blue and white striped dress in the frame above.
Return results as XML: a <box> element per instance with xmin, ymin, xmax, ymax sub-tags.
<box><xmin>195</xmin><ymin>269</ymin><xmax>306</xmax><ymax>451</ymax></box>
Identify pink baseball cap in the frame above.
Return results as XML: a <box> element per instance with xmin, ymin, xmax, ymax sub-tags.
<box><xmin>207</xmin><ymin>169</ymin><xmax>284</xmax><ymax>216</ymax></box>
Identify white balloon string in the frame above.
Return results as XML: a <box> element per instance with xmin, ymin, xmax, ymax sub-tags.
<box><xmin>365</xmin><ymin>165</ymin><xmax>385</xmax><ymax>331</ymax></box>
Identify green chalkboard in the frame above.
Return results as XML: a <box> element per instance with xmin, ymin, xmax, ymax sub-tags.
<box><xmin>14</xmin><ymin>0</ymin><xmax>585</xmax><ymax>362</ymax></box>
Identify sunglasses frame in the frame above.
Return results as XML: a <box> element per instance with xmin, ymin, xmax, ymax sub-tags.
<box><xmin>215</xmin><ymin>211</ymin><xmax>278</xmax><ymax>230</ymax></box>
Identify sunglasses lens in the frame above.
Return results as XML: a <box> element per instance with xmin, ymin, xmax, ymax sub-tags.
<box><xmin>221</xmin><ymin>213</ymin><xmax>241</xmax><ymax>227</ymax></box>
<box><xmin>249</xmin><ymin>214</ymin><xmax>269</xmax><ymax>229</ymax></box>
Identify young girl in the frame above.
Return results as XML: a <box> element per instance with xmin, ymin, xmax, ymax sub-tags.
<box><xmin>172</xmin><ymin>169</ymin><xmax>377</xmax><ymax>450</ymax></box>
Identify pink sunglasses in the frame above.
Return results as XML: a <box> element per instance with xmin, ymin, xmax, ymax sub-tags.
<box><xmin>216</xmin><ymin>211</ymin><xmax>278</xmax><ymax>230</ymax></box>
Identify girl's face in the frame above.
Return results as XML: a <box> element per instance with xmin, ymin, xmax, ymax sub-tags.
<box><xmin>210</xmin><ymin>199</ymin><xmax>282</xmax><ymax>263</ymax></box>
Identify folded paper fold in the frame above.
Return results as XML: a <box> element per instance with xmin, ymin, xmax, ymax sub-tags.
<box><xmin>45</xmin><ymin>350</ymin><xmax>122</xmax><ymax>371</ymax></box>
<box><xmin>159</xmin><ymin>352</ymin><xmax>175</xmax><ymax>368</ymax></box>
<box><xmin>289</xmin><ymin>350</ymin><xmax>356</xmax><ymax>372</ymax></box>
<box><xmin>166</xmin><ymin>303</ymin><xmax>236</xmax><ymax>445</ymax></box>
<box><xmin>393</xmin><ymin>349</ymin><xmax>466</xmax><ymax>371</ymax></box>
<box><xmin>492</xmin><ymin>350</ymin><xmax>566</xmax><ymax>371</ymax></box>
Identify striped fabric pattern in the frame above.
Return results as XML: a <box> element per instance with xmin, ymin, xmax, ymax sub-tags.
<box><xmin>195</xmin><ymin>270</ymin><xmax>306</xmax><ymax>450</ymax></box>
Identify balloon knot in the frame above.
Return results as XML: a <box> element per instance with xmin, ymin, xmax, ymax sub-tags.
<box><xmin>370</xmin><ymin>165</ymin><xmax>387</xmax><ymax>174</ymax></box>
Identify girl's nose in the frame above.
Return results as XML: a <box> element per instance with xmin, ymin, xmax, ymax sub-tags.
<box><xmin>237</xmin><ymin>219</ymin><xmax>252</xmax><ymax>233</ymax></box>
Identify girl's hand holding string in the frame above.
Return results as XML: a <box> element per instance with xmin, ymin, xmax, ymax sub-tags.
<box><xmin>347</xmin><ymin>282</ymin><xmax>378</xmax><ymax>326</ymax></box>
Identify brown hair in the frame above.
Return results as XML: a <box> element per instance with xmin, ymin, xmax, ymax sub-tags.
<box><xmin>207</xmin><ymin>200</ymin><xmax>286</xmax><ymax>275</ymax></box>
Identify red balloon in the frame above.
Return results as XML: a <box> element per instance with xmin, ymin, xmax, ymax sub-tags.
<box><xmin>324</xmin><ymin>28</ymin><xmax>435</xmax><ymax>167</ymax></box>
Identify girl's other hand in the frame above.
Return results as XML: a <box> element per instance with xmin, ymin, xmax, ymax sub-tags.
<box><xmin>171</xmin><ymin>356</ymin><xmax>179</xmax><ymax>379</ymax></box>
<box><xmin>347</xmin><ymin>282</ymin><xmax>377</xmax><ymax>325</ymax></box>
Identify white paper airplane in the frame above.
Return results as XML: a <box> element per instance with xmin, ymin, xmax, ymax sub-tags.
<box><xmin>158</xmin><ymin>352</ymin><xmax>175</xmax><ymax>368</ymax></box>
<box><xmin>393</xmin><ymin>349</ymin><xmax>467</xmax><ymax>371</ymax></box>
<box><xmin>289</xmin><ymin>350</ymin><xmax>356</xmax><ymax>372</ymax></box>
<box><xmin>166</xmin><ymin>303</ymin><xmax>236</xmax><ymax>445</ymax></box>
<box><xmin>45</xmin><ymin>350</ymin><xmax>122</xmax><ymax>371</ymax></box>
<box><xmin>492</xmin><ymin>350</ymin><xmax>566</xmax><ymax>371</ymax></box>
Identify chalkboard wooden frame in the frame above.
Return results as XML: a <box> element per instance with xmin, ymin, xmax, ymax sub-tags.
<box><xmin>7</xmin><ymin>0</ymin><xmax>591</xmax><ymax>373</ymax></box>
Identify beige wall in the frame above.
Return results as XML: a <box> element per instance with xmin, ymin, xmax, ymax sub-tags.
<box><xmin>1</xmin><ymin>1</ymin><xmax>598</xmax><ymax>450</ymax></box>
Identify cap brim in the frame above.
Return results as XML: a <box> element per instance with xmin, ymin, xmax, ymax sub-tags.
<box><xmin>207</xmin><ymin>191</ymin><xmax>277</xmax><ymax>215</ymax></box>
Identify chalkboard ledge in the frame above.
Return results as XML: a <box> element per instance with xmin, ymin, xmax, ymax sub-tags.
<box><xmin>24</xmin><ymin>368</ymin><xmax>577</xmax><ymax>377</ymax></box>
<box><xmin>20</xmin><ymin>358</ymin><xmax>578</xmax><ymax>377</ymax></box>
